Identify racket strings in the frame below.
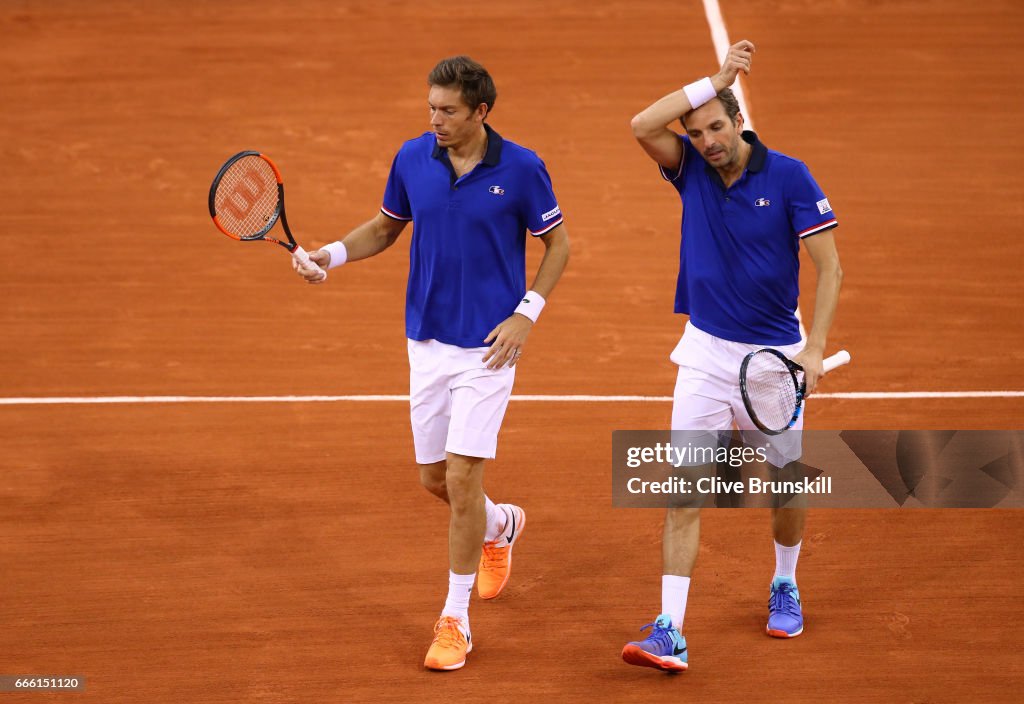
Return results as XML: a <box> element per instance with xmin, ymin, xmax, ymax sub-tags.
<box><xmin>213</xmin><ymin>156</ymin><xmax>280</xmax><ymax>238</ymax></box>
<box><xmin>745</xmin><ymin>353</ymin><xmax>801</xmax><ymax>431</ymax></box>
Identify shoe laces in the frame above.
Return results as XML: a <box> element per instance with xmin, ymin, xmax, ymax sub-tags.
<box><xmin>769</xmin><ymin>582</ymin><xmax>800</xmax><ymax>616</ymax></box>
<box><xmin>433</xmin><ymin>617</ymin><xmax>466</xmax><ymax>648</ymax></box>
<box><xmin>638</xmin><ymin>619</ymin><xmax>676</xmax><ymax>647</ymax></box>
<box><xmin>480</xmin><ymin>541</ymin><xmax>506</xmax><ymax>570</ymax></box>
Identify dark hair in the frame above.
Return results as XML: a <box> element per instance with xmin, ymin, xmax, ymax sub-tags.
<box><xmin>428</xmin><ymin>56</ymin><xmax>497</xmax><ymax>116</ymax></box>
<box><xmin>680</xmin><ymin>87</ymin><xmax>741</xmax><ymax>128</ymax></box>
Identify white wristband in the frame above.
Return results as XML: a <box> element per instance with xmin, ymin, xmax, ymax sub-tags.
<box><xmin>683</xmin><ymin>76</ymin><xmax>717</xmax><ymax>110</ymax></box>
<box><xmin>322</xmin><ymin>241</ymin><xmax>348</xmax><ymax>269</ymax></box>
<box><xmin>514</xmin><ymin>290</ymin><xmax>546</xmax><ymax>323</ymax></box>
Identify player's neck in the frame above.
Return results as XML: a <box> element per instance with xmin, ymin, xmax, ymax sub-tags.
<box><xmin>448</xmin><ymin>125</ymin><xmax>488</xmax><ymax>162</ymax></box>
<box><xmin>716</xmin><ymin>139</ymin><xmax>752</xmax><ymax>188</ymax></box>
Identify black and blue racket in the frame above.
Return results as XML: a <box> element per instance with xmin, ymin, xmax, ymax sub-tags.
<box><xmin>740</xmin><ymin>348</ymin><xmax>851</xmax><ymax>435</ymax></box>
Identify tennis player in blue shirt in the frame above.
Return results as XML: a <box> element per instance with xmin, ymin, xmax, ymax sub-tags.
<box><xmin>295</xmin><ymin>56</ymin><xmax>570</xmax><ymax>671</ymax></box>
<box><xmin>621</xmin><ymin>40</ymin><xmax>843</xmax><ymax>673</ymax></box>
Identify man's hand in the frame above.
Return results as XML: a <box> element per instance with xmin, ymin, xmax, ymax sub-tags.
<box><xmin>712</xmin><ymin>39</ymin><xmax>755</xmax><ymax>92</ymax></box>
<box><xmin>293</xmin><ymin>249</ymin><xmax>330</xmax><ymax>284</ymax></box>
<box><xmin>793</xmin><ymin>345</ymin><xmax>825</xmax><ymax>395</ymax></box>
<box><xmin>482</xmin><ymin>314</ymin><xmax>533</xmax><ymax>370</ymax></box>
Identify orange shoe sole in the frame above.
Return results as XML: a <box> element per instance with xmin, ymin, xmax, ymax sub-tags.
<box><xmin>621</xmin><ymin>644</ymin><xmax>688</xmax><ymax>673</ymax></box>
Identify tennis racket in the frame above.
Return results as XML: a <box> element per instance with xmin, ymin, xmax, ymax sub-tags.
<box><xmin>208</xmin><ymin>151</ymin><xmax>326</xmax><ymax>280</ymax></box>
<box><xmin>740</xmin><ymin>348</ymin><xmax>851</xmax><ymax>435</ymax></box>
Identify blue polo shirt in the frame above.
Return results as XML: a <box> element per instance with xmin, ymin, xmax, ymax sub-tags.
<box><xmin>381</xmin><ymin>124</ymin><xmax>563</xmax><ymax>348</ymax></box>
<box><xmin>661</xmin><ymin>131</ymin><xmax>838</xmax><ymax>345</ymax></box>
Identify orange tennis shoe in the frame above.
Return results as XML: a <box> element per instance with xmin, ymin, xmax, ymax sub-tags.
<box><xmin>424</xmin><ymin>616</ymin><xmax>472</xmax><ymax>671</ymax></box>
<box><xmin>477</xmin><ymin>504</ymin><xmax>526</xmax><ymax>600</ymax></box>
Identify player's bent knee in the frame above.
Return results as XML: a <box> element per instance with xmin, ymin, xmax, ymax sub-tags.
<box><xmin>418</xmin><ymin>461</ymin><xmax>448</xmax><ymax>500</ymax></box>
<box><xmin>420</xmin><ymin>476</ymin><xmax>448</xmax><ymax>500</ymax></box>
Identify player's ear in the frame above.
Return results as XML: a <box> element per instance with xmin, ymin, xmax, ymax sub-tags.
<box><xmin>475</xmin><ymin>102</ymin><xmax>489</xmax><ymax>123</ymax></box>
<box><xmin>735</xmin><ymin>112</ymin><xmax>745</xmax><ymax>131</ymax></box>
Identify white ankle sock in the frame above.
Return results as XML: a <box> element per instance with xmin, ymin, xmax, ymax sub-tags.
<box><xmin>483</xmin><ymin>497</ymin><xmax>507</xmax><ymax>542</ymax></box>
<box><xmin>661</xmin><ymin>574</ymin><xmax>691</xmax><ymax>631</ymax></box>
<box><xmin>774</xmin><ymin>540</ymin><xmax>801</xmax><ymax>581</ymax></box>
<box><xmin>441</xmin><ymin>571</ymin><xmax>475</xmax><ymax>625</ymax></box>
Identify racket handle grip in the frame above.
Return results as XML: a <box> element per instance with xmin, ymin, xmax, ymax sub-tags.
<box><xmin>823</xmin><ymin>349</ymin><xmax>851</xmax><ymax>373</ymax></box>
<box><xmin>293</xmin><ymin>245</ymin><xmax>327</xmax><ymax>281</ymax></box>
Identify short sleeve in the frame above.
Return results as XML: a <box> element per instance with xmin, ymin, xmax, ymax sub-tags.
<box><xmin>381</xmin><ymin>151</ymin><xmax>412</xmax><ymax>221</ymax></box>
<box><xmin>524</xmin><ymin>158</ymin><xmax>563</xmax><ymax>236</ymax></box>
<box><xmin>658</xmin><ymin>133</ymin><xmax>690</xmax><ymax>187</ymax></box>
<box><xmin>786</xmin><ymin>161</ymin><xmax>837</xmax><ymax>239</ymax></box>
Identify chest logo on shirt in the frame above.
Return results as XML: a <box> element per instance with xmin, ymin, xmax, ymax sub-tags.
<box><xmin>488</xmin><ymin>185</ymin><xmax>505</xmax><ymax>196</ymax></box>
<box><xmin>754</xmin><ymin>197</ymin><xmax>771</xmax><ymax>207</ymax></box>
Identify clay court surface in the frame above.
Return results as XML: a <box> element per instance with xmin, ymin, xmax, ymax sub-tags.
<box><xmin>2</xmin><ymin>1</ymin><xmax>1023</xmax><ymax>702</ymax></box>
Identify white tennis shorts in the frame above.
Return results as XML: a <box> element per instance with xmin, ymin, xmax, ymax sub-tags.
<box><xmin>408</xmin><ymin>338</ymin><xmax>516</xmax><ymax>464</ymax></box>
<box><xmin>670</xmin><ymin>321</ymin><xmax>805</xmax><ymax>468</ymax></box>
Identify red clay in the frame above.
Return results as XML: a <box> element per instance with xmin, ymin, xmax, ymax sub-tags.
<box><xmin>2</xmin><ymin>1</ymin><xmax>1022</xmax><ymax>702</ymax></box>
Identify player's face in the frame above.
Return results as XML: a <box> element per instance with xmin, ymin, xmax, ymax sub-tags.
<box><xmin>684</xmin><ymin>100</ymin><xmax>744</xmax><ymax>170</ymax></box>
<box><xmin>428</xmin><ymin>85</ymin><xmax>486</xmax><ymax>149</ymax></box>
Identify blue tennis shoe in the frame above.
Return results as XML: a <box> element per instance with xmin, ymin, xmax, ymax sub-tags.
<box><xmin>621</xmin><ymin>613</ymin><xmax>688</xmax><ymax>672</ymax></box>
<box><xmin>767</xmin><ymin>576</ymin><xmax>804</xmax><ymax>638</ymax></box>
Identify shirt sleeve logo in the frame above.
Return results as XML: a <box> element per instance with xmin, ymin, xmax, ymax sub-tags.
<box><xmin>816</xmin><ymin>197</ymin><xmax>833</xmax><ymax>215</ymax></box>
<box><xmin>541</xmin><ymin>205</ymin><xmax>561</xmax><ymax>222</ymax></box>
<box><xmin>488</xmin><ymin>185</ymin><xmax>505</xmax><ymax>196</ymax></box>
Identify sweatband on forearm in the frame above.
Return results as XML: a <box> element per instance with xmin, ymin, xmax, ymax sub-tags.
<box><xmin>323</xmin><ymin>241</ymin><xmax>349</xmax><ymax>269</ymax></box>
<box><xmin>683</xmin><ymin>77</ymin><xmax>717</xmax><ymax>110</ymax></box>
<box><xmin>514</xmin><ymin>290</ymin><xmax>546</xmax><ymax>323</ymax></box>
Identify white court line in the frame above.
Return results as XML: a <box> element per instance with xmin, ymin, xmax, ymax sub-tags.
<box><xmin>1</xmin><ymin>392</ymin><xmax>1022</xmax><ymax>406</ymax></box>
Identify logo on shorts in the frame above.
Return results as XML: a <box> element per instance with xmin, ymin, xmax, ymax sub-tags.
<box><xmin>816</xmin><ymin>197</ymin><xmax>832</xmax><ymax>215</ymax></box>
<box><xmin>754</xmin><ymin>197</ymin><xmax>771</xmax><ymax>207</ymax></box>
<box><xmin>541</xmin><ymin>205</ymin><xmax>561</xmax><ymax>222</ymax></box>
<box><xmin>489</xmin><ymin>185</ymin><xmax>505</xmax><ymax>196</ymax></box>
